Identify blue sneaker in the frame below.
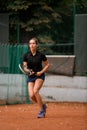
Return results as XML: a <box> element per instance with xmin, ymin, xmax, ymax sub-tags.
<box><xmin>37</xmin><ymin>104</ymin><xmax>47</xmax><ymax>118</ymax></box>
<box><xmin>43</xmin><ymin>104</ymin><xmax>47</xmax><ymax>113</ymax></box>
<box><xmin>37</xmin><ymin>110</ymin><xmax>45</xmax><ymax>118</ymax></box>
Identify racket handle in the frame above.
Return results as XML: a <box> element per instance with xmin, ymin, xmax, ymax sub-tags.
<box><xmin>28</xmin><ymin>71</ymin><xmax>37</xmax><ymax>76</ymax></box>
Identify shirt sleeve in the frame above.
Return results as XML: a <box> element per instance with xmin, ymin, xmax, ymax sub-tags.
<box><xmin>42</xmin><ymin>53</ymin><xmax>47</xmax><ymax>61</ymax></box>
<box><xmin>23</xmin><ymin>53</ymin><xmax>27</xmax><ymax>62</ymax></box>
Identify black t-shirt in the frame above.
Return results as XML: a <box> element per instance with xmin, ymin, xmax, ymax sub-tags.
<box><xmin>23</xmin><ymin>51</ymin><xmax>47</xmax><ymax>72</ymax></box>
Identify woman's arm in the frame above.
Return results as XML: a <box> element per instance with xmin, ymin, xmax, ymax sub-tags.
<box><xmin>23</xmin><ymin>62</ymin><xmax>30</xmax><ymax>73</ymax></box>
<box><xmin>36</xmin><ymin>60</ymin><xmax>50</xmax><ymax>76</ymax></box>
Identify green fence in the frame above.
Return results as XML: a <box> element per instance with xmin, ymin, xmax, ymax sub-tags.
<box><xmin>39</xmin><ymin>43</ymin><xmax>74</xmax><ymax>55</ymax></box>
<box><xmin>0</xmin><ymin>44</ymin><xmax>28</xmax><ymax>74</ymax></box>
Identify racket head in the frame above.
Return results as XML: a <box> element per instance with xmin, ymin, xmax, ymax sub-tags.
<box><xmin>19</xmin><ymin>64</ymin><xmax>37</xmax><ymax>76</ymax></box>
<box><xmin>19</xmin><ymin>64</ymin><xmax>27</xmax><ymax>74</ymax></box>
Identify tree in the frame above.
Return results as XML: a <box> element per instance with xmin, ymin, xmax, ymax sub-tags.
<box><xmin>0</xmin><ymin>0</ymin><xmax>87</xmax><ymax>44</ymax></box>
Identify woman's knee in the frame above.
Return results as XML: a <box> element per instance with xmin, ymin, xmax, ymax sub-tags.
<box><xmin>34</xmin><ymin>88</ymin><xmax>39</xmax><ymax>95</ymax></box>
<box><xmin>29</xmin><ymin>93</ymin><xmax>35</xmax><ymax>100</ymax></box>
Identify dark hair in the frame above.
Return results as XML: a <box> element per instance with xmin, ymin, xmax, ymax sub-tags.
<box><xmin>29</xmin><ymin>37</ymin><xmax>38</xmax><ymax>44</ymax></box>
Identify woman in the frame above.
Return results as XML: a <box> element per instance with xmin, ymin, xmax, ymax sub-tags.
<box><xmin>23</xmin><ymin>37</ymin><xmax>50</xmax><ymax>118</ymax></box>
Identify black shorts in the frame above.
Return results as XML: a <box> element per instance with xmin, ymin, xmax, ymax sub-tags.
<box><xmin>27</xmin><ymin>73</ymin><xmax>45</xmax><ymax>83</ymax></box>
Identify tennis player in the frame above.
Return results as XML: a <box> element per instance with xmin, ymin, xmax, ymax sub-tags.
<box><xmin>23</xmin><ymin>37</ymin><xmax>50</xmax><ymax>118</ymax></box>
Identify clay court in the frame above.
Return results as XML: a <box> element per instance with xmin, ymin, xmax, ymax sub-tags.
<box><xmin>0</xmin><ymin>102</ymin><xmax>87</xmax><ymax>130</ymax></box>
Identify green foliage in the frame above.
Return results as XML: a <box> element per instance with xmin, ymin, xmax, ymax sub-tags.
<box><xmin>0</xmin><ymin>0</ymin><xmax>87</xmax><ymax>44</ymax></box>
<box><xmin>75</xmin><ymin>0</ymin><xmax>87</xmax><ymax>14</ymax></box>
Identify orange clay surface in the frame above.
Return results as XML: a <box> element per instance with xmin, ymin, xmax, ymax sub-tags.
<box><xmin>0</xmin><ymin>102</ymin><xmax>87</xmax><ymax>130</ymax></box>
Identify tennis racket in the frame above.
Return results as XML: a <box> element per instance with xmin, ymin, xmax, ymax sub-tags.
<box><xmin>19</xmin><ymin>64</ymin><xmax>36</xmax><ymax>76</ymax></box>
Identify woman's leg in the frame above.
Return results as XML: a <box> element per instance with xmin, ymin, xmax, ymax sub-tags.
<box><xmin>34</xmin><ymin>79</ymin><xmax>44</xmax><ymax>110</ymax></box>
<box><xmin>28</xmin><ymin>82</ymin><xmax>37</xmax><ymax>103</ymax></box>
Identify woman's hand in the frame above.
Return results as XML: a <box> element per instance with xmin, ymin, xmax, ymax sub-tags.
<box><xmin>36</xmin><ymin>71</ymin><xmax>42</xmax><ymax>76</ymax></box>
<box><xmin>29</xmin><ymin>70</ymin><xmax>35</xmax><ymax>76</ymax></box>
